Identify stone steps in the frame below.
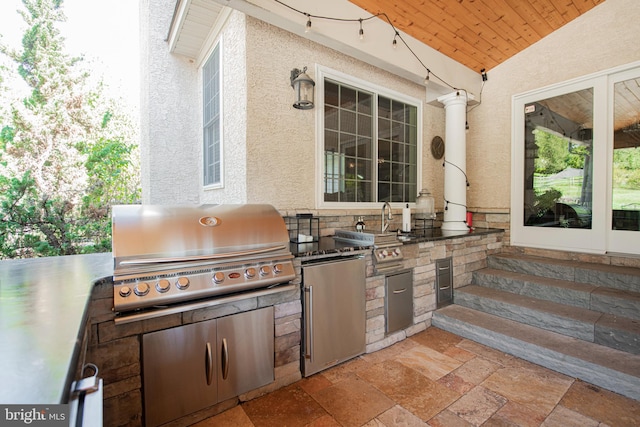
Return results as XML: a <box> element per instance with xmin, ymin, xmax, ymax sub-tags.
<box><xmin>432</xmin><ymin>305</ymin><xmax>640</xmax><ymax>401</ymax></box>
<box><xmin>432</xmin><ymin>253</ymin><xmax>640</xmax><ymax>400</ymax></box>
<box><xmin>474</xmin><ymin>268</ymin><xmax>640</xmax><ymax>320</ymax></box>
<box><xmin>487</xmin><ymin>253</ymin><xmax>640</xmax><ymax>292</ymax></box>
<box><xmin>455</xmin><ymin>285</ymin><xmax>640</xmax><ymax>354</ymax></box>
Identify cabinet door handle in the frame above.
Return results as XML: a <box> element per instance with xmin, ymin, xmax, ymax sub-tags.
<box><xmin>221</xmin><ymin>338</ymin><xmax>229</xmax><ymax>380</ymax></box>
<box><xmin>304</xmin><ymin>285</ymin><xmax>313</xmax><ymax>363</ymax></box>
<box><xmin>205</xmin><ymin>342</ymin><xmax>213</xmax><ymax>386</ymax></box>
<box><xmin>438</xmin><ymin>266</ymin><xmax>450</xmax><ymax>271</ymax></box>
<box><xmin>393</xmin><ymin>288</ymin><xmax>407</xmax><ymax>294</ymax></box>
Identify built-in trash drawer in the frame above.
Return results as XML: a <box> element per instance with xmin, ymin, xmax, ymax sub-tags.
<box><xmin>385</xmin><ymin>270</ymin><xmax>413</xmax><ymax>334</ymax></box>
<box><xmin>436</xmin><ymin>257</ymin><xmax>453</xmax><ymax>308</ymax></box>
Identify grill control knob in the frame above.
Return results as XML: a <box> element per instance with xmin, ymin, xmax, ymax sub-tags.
<box><xmin>119</xmin><ymin>286</ymin><xmax>132</xmax><ymax>297</ymax></box>
<box><xmin>213</xmin><ymin>272</ymin><xmax>225</xmax><ymax>284</ymax></box>
<box><xmin>380</xmin><ymin>249</ymin><xmax>388</xmax><ymax>259</ymax></box>
<box><xmin>156</xmin><ymin>279</ymin><xmax>170</xmax><ymax>293</ymax></box>
<box><xmin>259</xmin><ymin>266</ymin><xmax>271</xmax><ymax>277</ymax></box>
<box><xmin>245</xmin><ymin>267</ymin><xmax>256</xmax><ymax>279</ymax></box>
<box><xmin>176</xmin><ymin>277</ymin><xmax>190</xmax><ymax>290</ymax></box>
<box><xmin>273</xmin><ymin>264</ymin><xmax>284</xmax><ymax>274</ymax></box>
<box><xmin>393</xmin><ymin>248</ymin><xmax>401</xmax><ymax>256</ymax></box>
<box><xmin>134</xmin><ymin>282</ymin><xmax>150</xmax><ymax>296</ymax></box>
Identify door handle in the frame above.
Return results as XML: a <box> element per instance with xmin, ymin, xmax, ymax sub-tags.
<box><xmin>304</xmin><ymin>285</ymin><xmax>313</xmax><ymax>363</ymax></box>
<box><xmin>393</xmin><ymin>288</ymin><xmax>407</xmax><ymax>294</ymax></box>
<box><xmin>205</xmin><ymin>342</ymin><xmax>213</xmax><ymax>386</ymax></box>
<box><xmin>221</xmin><ymin>338</ymin><xmax>229</xmax><ymax>380</ymax></box>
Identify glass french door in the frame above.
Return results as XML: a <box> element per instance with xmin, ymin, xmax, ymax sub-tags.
<box><xmin>608</xmin><ymin>70</ymin><xmax>640</xmax><ymax>254</ymax></box>
<box><xmin>512</xmin><ymin>62</ymin><xmax>640</xmax><ymax>256</ymax></box>
<box><xmin>512</xmin><ymin>78</ymin><xmax>607</xmax><ymax>254</ymax></box>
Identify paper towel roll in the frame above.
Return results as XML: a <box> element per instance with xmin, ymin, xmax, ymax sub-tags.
<box><xmin>402</xmin><ymin>204</ymin><xmax>411</xmax><ymax>232</ymax></box>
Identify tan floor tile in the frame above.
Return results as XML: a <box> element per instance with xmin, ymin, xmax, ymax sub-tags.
<box><xmin>437</xmin><ymin>372</ymin><xmax>476</xmax><ymax>395</ymax></box>
<box><xmin>191</xmin><ymin>405</ymin><xmax>254</xmax><ymax>427</ymax></box>
<box><xmin>305</xmin><ymin>414</ymin><xmax>342</xmax><ymax>427</ymax></box>
<box><xmin>311</xmin><ymin>376</ymin><xmax>394</xmax><ymax>427</ymax></box>
<box><xmin>443</xmin><ymin>345</ymin><xmax>477</xmax><ymax>363</ymax></box>
<box><xmin>448</xmin><ymin>385</ymin><xmax>507</xmax><ymax>426</ymax></box>
<box><xmin>484</xmin><ymin>400</ymin><xmax>547</xmax><ymax>427</ymax></box>
<box><xmin>357</xmin><ymin>359</ymin><xmax>460</xmax><ymax>421</ymax></box>
<box><xmin>559</xmin><ymin>380</ymin><xmax>640</xmax><ymax>427</ymax></box>
<box><xmin>453</xmin><ymin>356</ymin><xmax>501</xmax><ymax>385</ymax></box>
<box><xmin>377</xmin><ymin>405</ymin><xmax>429</xmax><ymax>427</ymax></box>
<box><xmin>541</xmin><ymin>405</ymin><xmax>600</xmax><ymax>427</ymax></box>
<box><xmin>395</xmin><ymin>345</ymin><xmax>463</xmax><ymax>380</ymax></box>
<box><xmin>456</xmin><ymin>340</ymin><xmax>522</xmax><ymax>367</ymax></box>
<box><xmin>481</xmin><ymin>366</ymin><xmax>573</xmax><ymax>414</ymax></box>
<box><xmin>409</xmin><ymin>327</ymin><xmax>464</xmax><ymax>353</ymax></box>
<box><xmin>427</xmin><ymin>409</ymin><xmax>473</xmax><ymax>427</ymax></box>
<box><xmin>242</xmin><ymin>384</ymin><xmax>326</xmax><ymax>427</ymax></box>
<box><xmin>320</xmin><ymin>356</ymin><xmax>371</xmax><ymax>383</ymax></box>
<box><xmin>299</xmin><ymin>373</ymin><xmax>333</xmax><ymax>395</ymax></box>
<box><xmin>361</xmin><ymin>338</ymin><xmax>419</xmax><ymax>364</ymax></box>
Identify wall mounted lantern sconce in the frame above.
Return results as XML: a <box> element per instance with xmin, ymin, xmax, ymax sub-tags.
<box><xmin>290</xmin><ymin>66</ymin><xmax>315</xmax><ymax>110</ymax></box>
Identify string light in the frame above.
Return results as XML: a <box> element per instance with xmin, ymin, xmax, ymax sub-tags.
<box><xmin>305</xmin><ymin>14</ymin><xmax>311</xmax><ymax>33</ymax></box>
<box><xmin>273</xmin><ymin>0</ymin><xmax>472</xmax><ymax>93</ymax></box>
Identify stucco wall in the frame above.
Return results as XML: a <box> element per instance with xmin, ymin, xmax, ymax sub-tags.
<box><xmin>466</xmin><ymin>0</ymin><xmax>640</xmax><ymax>213</ymax></box>
<box><xmin>140</xmin><ymin>0</ymin><xmax>200</xmax><ymax>204</ymax></box>
<box><xmin>200</xmin><ymin>12</ymin><xmax>249</xmax><ymax>205</ymax></box>
<box><xmin>242</xmin><ymin>16</ymin><xmax>446</xmax><ymax>211</ymax></box>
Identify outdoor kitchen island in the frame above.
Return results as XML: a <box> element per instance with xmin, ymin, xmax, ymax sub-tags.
<box><xmin>0</xmin><ymin>226</ymin><xmax>503</xmax><ymax>426</ymax></box>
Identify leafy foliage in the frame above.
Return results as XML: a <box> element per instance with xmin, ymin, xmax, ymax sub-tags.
<box><xmin>0</xmin><ymin>0</ymin><xmax>140</xmax><ymax>259</ymax></box>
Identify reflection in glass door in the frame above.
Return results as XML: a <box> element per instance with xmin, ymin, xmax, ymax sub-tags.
<box><xmin>523</xmin><ymin>88</ymin><xmax>594</xmax><ymax>229</ymax></box>
<box><xmin>610</xmin><ymin>76</ymin><xmax>640</xmax><ymax>253</ymax></box>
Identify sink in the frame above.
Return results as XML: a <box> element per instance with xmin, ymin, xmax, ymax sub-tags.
<box><xmin>333</xmin><ymin>230</ymin><xmax>397</xmax><ymax>246</ymax></box>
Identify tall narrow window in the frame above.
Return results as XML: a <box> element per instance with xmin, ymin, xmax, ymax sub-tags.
<box><xmin>322</xmin><ymin>75</ymin><xmax>419</xmax><ymax>205</ymax></box>
<box><xmin>203</xmin><ymin>44</ymin><xmax>221</xmax><ymax>187</ymax></box>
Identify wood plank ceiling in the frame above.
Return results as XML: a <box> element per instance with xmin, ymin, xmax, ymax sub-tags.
<box><xmin>348</xmin><ymin>0</ymin><xmax>606</xmax><ymax>72</ymax></box>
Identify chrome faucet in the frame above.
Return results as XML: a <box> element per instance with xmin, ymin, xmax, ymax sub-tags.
<box><xmin>381</xmin><ymin>201</ymin><xmax>393</xmax><ymax>233</ymax></box>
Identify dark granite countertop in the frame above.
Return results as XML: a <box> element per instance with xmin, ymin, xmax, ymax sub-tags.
<box><xmin>0</xmin><ymin>252</ymin><xmax>113</xmax><ymax>404</ymax></box>
<box><xmin>290</xmin><ymin>228</ymin><xmax>504</xmax><ymax>257</ymax></box>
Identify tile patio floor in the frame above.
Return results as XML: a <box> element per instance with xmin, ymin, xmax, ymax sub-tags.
<box><xmin>195</xmin><ymin>327</ymin><xmax>640</xmax><ymax>427</ymax></box>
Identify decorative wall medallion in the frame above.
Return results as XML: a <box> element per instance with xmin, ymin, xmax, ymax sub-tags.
<box><xmin>431</xmin><ymin>136</ymin><xmax>445</xmax><ymax>159</ymax></box>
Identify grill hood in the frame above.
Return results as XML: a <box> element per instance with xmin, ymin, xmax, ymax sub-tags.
<box><xmin>112</xmin><ymin>204</ymin><xmax>291</xmax><ymax>280</ymax></box>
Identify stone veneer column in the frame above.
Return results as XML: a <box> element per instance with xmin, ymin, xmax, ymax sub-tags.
<box><xmin>437</xmin><ymin>91</ymin><xmax>474</xmax><ymax>231</ymax></box>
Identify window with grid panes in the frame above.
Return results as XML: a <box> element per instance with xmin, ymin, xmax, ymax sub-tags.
<box><xmin>323</xmin><ymin>78</ymin><xmax>418</xmax><ymax>204</ymax></box>
<box><xmin>203</xmin><ymin>43</ymin><xmax>221</xmax><ymax>187</ymax></box>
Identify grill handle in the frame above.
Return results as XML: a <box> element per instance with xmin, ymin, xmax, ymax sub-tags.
<box><xmin>221</xmin><ymin>338</ymin><xmax>229</xmax><ymax>380</ymax></box>
<box><xmin>118</xmin><ymin>245</ymin><xmax>289</xmax><ymax>266</ymax></box>
<box><xmin>205</xmin><ymin>342</ymin><xmax>213</xmax><ymax>386</ymax></box>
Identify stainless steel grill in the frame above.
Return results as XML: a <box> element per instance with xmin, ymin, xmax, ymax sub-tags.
<box><xmin>111</xmin><ymin>204</ymin><xmax>295</xmax><ymax>314</ymax></box>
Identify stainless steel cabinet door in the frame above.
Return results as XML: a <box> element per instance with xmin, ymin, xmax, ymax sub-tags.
<box><xmin>303</xmin><ymin>257</ymin><xmax>366</xmax><ymax>376</ymax></box>
<box><xmin>143</xmin><ymin>319</ymin><xmax>218</xmax><ymax>427</ymax></box>
<box><xmin>217</xmin><ymin>306</ymin><xmax>274</xmax><ymax>401</ymax></box>
<box><xmin>386</xmin><ymin>270</ymin><xmax>413</xmax><ymax>334</ymax></box>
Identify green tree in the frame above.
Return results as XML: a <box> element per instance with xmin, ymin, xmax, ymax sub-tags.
<box><xmin>0</xmin><ymin>0</ymin><xmax>140</xmax><ymax>258</ymax></box>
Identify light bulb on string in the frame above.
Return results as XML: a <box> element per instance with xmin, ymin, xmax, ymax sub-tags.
<box><xmin>305</xmin><ymin>15</ymin><xmax>311</xmax><ymax>33</ymax></box>
<box><xmin>392</xmin><ymin>32</ymin><xmax>398</xmax><ymax>48</ymax></box>
<box><xmin>424</xmin><ymin>70</ymin><xmax>430</xmax><ymax>85</ymax></box>
<box><xmin>359</xmin><ymin>19</ymin><xmax>364</xmax><ymax>40</ymax></box>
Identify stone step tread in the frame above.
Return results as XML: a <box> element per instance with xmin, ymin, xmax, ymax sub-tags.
<box><xmin>491</xmin><ymin>253</ymin><xmax>640</xmax><ymax>277</ymax></box>
<box><xmin>598</xmin><ymin>313</ymin><xmax>640</xmax><ymax>335</ymax></box>
<box><xmin>474</xmin><ymin>268</ymin><xmax>598</xmax><ymax>294</ymax></box>
<box><xmin>592</xmin><ymin>286</ymin><xmax>640</xmax><ymax>302</ymax></box>
<box><xmin>434</xmin><ymin>304</ymin><xmax>640</xmax><ymax>378</ymax></box>
<box><xmin>457</xmin><ymin>285</ymin><xmax>603</xmax><ymax>324</ymax></box>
